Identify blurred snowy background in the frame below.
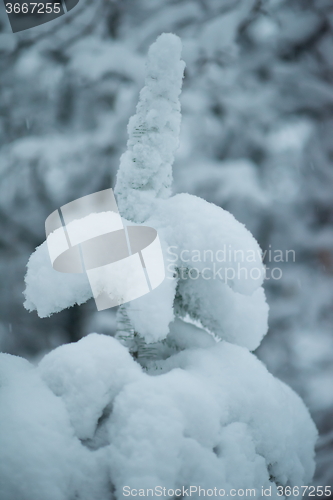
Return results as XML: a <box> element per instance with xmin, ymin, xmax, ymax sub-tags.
<box><xmin>0</xmin><ymin>0</ymin><xmax>332</xmax><ymax>488</ymax></box>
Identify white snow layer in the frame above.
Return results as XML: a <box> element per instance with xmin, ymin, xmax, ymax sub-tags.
<box><xmin>0</xmin><ymin>334</ymin><xmax>317</xmax><ymax>500</ymax></box>
<box><xmin>115</xmin><ymin>33</ymin><xmax>185</xmax><ymax>223</ymax></box>
<box><xmin>24</xmin><ymin>240</ymin><xmax>91</xmax><ymax>318</ymax></box>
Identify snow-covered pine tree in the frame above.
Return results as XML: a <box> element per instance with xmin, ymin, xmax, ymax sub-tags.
<box><xmin>5</xmin><ymin>33</ymin><xmax>317</xmax><ymax>500</ymax></box>
<box><xmin>112</xmin><ymin>35</ymin><xmax>268</xmax><ymax>363</ymax></box>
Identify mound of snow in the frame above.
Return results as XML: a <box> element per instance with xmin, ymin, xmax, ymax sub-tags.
<box><xmin>0</xmin><ymin>334</ymin><xmax>317</xmax><ymax>500</ymax></box>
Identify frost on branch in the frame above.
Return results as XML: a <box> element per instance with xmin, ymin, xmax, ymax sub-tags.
<box><xmin>114</xmin><ymin>33</ymin><xmax>185</xmax><ymax>223</ymax></box>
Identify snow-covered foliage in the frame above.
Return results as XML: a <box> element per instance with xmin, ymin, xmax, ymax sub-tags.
<box><xmin>24</xmin><ymin>34</ymin><xmax>268</xmax><ymax>352</ymax></box>
<box><xmin>0</xmin><ymin>334</ymin><xmax>316</xmax><ymax>500</ymax></box>
<box><xmin>24</xmin><ymin>240</ymin><xmax>91</xmax><ymax>318</ymax></box>
<box><xmin>125</xmin><ymin>194</ymin><xmax>268</xmax><ymax>350</ymax></box>
<box><xmin>1</xmin><ymin>0</ymin><xmax>331</xmax><ymax>488</ymax></box>
<box><xmin>1</xmin><ymin>32</ymin><xmax>316</xmax><ymax>499</ymax></box>
<box><xmin>115</xmin><ymin>33</ymin><xmax>185</xmax><ymax>223</ymax></box>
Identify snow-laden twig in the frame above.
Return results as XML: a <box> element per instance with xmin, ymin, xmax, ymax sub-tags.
<box><xmin>115</xmin><ymin>33</ymin><xmax>185</xmax><ymax>223</ymax></box>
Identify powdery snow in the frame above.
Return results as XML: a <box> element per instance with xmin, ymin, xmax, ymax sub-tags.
<box><xmin>24</xmin><ymin>240</ymin><xmax>91</xmax><ymax>318</ymax></box>
<box><xmin>0</xmin><ymin>334</ymin><xmax>317</xmax><ymax>500</ymax></box>
<box><xmin>115</xmin><ymin>33</ymin><xmax>185</xmax><ymax>223</ymax></box>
